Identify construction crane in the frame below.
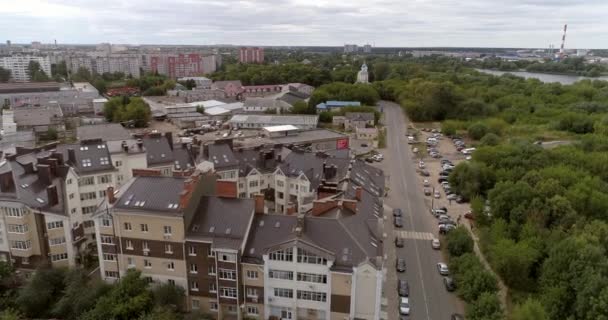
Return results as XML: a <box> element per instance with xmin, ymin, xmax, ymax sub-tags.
<box><xmin>558</xmin><ymin>24</ymin><xmax>567</xmax><ymax>61</ymax></box>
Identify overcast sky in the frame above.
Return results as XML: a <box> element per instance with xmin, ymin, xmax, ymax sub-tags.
<box><xmin>2</xmin><ymin>0</ymin><xmax>607</xmax><ymax>48</ymax></box>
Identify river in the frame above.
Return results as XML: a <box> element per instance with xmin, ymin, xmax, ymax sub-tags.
<box><xmin>477</xmin><ymin>69</ymin><xmax>608</xmax><ymax>85</ymax></box>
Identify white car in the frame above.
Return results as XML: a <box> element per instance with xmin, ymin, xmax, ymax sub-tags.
<box><xmin>432</xmin><ymin>238</ymin><xmax>441</xmax><ymax>249</ymax></box>
<box><xmin>412</xmin><ymin>147</ymin><xmax>419</xmax><ymax>153</ymax></box>
<box><xmin>437</xmin><ymin>262</ymin><xmax>449</xmax><ymax>275</ymax></box>
<box><xmin>418</xmin><ymin>161</ymin><xmax>425</xmax><ymax>169</ymax></box>
<box><xmin>434</xmin><ymin>191</ymin><xmax>441</xmax><ymax>199</ymax></box>
<box><xmin>423</xmin><ymin>179</ymin><xmax>430</xmax><ymax>187</ymax></box>
<box><xmin>399</xmin><ymin>297</ymin><xmax>410</xmax><ymax>315</ymax></box>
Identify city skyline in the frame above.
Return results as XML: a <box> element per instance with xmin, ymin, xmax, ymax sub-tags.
<box><xmin>2</xmin><ymin>0</ymin><xmax>608</xmax><ymax>48</ymax></box>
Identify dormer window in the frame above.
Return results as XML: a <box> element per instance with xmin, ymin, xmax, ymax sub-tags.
<box><xmin>82</xmin><ymin>159</ymin><xmax>92</xmax><ymax>167</ymax></box>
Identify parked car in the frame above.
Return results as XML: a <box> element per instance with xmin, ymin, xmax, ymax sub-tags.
<box><xmin>431</xmin><ymin>152</ymin><xmax>442</xmax><ymax>158</ymax></box>
<box><xmin>431</xmin><ymin>209</ymin><xmax>447</xmax><ymax>217</ymax></box>
<box><xmin>447</xmin><ymin>194</ymin><xmax>458</xmax><ymax>200</ymax></box>
<box><xmin>418</xmin><ymin>161</ymin><xmax>425</xmax><ymax>169</ymax></box>
<box><xmin>437</xmin><ymin>262</ymin><xmax>449</xmax><ymax>275</ymax></box>
<box><xmin>444</xmin><ymin>277</ymin><xmax>456</xmax><ymax>292</ymax></box>
<box><xmin>464</xmin><ymin>211</ymin><xmax>475</xmax><ymax>220</ymax></box>
<box><xmin>423</xmin><ymin>179</ymin><xmax>430</xmax><ymax>187</ymax></box>
<box><xmin>441</xmin><ymin>159</ymin><xmax>453</xmax><ymax>165</ymax></box>
<box><xmin>420</xmin><ymin>169</ymin><xmax>430</xmax><ymax>177</ymax></box>
<box><xmin>398</xmin><ymin>280</ymin><xmax>410</xmax><ymax>297</ymax></box>
<box><xmin>438</xmin><ymin>177</ymin><xmax>448</xmax><ymax>183</ymax></box>
<box><xmin>393</xmin><ymin>208</ymin><xmax>403</xmax><ymax>217</ymax></box>
<box><xmin>451</xmin><ymin>314</ymin><xmax>464</xmax><ymax>320</ymax></box>
<box><xmin>462</xmin><ymin>148</ymin><xmax>476</xmax><ymax>155</ymax></box>
<box><xmin>396</xmin><ymin>258</ymin><xmax>406</xmax><ymax>272</ymax></box>
<box><xmin>365</xmin><ymin>157</ymin><xmax>374</xmax><ymax>163</ymax></box>
<box><xmin>424</xmin><ymin>188</ymin><xmax>432</xmax><ymax>196</ymax></box>
<box><xmin>456</xmin><ymin>196</ymin><xmax>466</xmax><ymax>203</ymax></box>
<box><xmin>412</xmin><ymin>147</ymin><xmax>419</xmax><ymax>153</ymax></box>
<box><xmin>395</xmin><ymin>237</ymin><xmax>404</xmax><ymax>248</ymax></box>
<box><xmin>394</xmin><ymin>216</ymin><xmax>403</xmax><ymax>228</ymax></box>
<box><xmin>431</xmin><ymin>238</ymin><xmax>441</xmax><ymax>249</ymax></box>
<box><xmin>399</xmin><ymin>297</ymin><xmax>410</xmax><ymax>315</ymax></box>
<box><xmin>434</xmin><ymin>191</ymin><xmax>441</xmax><ymax>199</ymax></box>
<box><xmin>439</xmin><ymin>223</ymin><xmax>457</xmax><ymax>234</ymax></box>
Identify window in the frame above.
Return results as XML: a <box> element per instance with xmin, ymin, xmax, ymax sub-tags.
<box><xmin>191</xmin><ymin>281</ymin><xmax>199</xmax><ymax>291</ymax></box>
<box><xmin>126</xmin><ymin>240</ymin><xmax>133</xmax><ymax>250</ymax></box>
<box><xmin>103</xmin><ymin>253</ymin><xmax>116</xmax><ymax>261</ymax></box>
<box><xmin>140</xmin><ymin>224</ymin><xmax>148</xmax><ymax>232</ymax></box>
<box><xmin>70</xmin><ymin>208</ymin><xmax>77</xmax><ymax>214</ymax></box>
<box><xmin>82</xmin><ymin>206</ymin><xmax>97</xmax><ymax>214</ymax></box>
<box><xmin>80</xmin><ymin>192</ymin><xmax>96</xmax><ymax>201</ymax></box>
<box><xmin>208</xmin><ymin>265</ymin><xmax>216</xmax><ymax>275</ymax></box>
<box><xmin>10</xmin><ymin>240</ymin><xmax>31</xmax><ymax>250</ymax></box>
<box><xmin>297</xmin><ymin>248</ymin><xmax>327</xmax><ymax>265</ymax></box>
<box><xmin>191</xmin><ymin>299</ymin><xmax>200</xmax><ymax>310</ymax></box>
<box><xmin>82</xmin><ymin>159</ymin><xmax>92</xmax><ymax>167</ymax></box>
<box><xmin>246</xmin><ymin>287</ymin><xmax>258</xmax><ymax>297</ymax></box>
<box><xmin>7</xmin><ymin>224</ymin><xmax>28</xmax><ymax>233</ymax></box>
<box><xmin>98</xmin><ymin>174</ymin><xmax>112</xmax><ymax>183</ymax></box>
<box><xmin>297</xmin><ymin>290</ymin><xmax>327</xmax><ymax>302</ymax></box>
<box><xmin>209</xmin><ymin>283</ymin><xmax>217</xmax><ymax>293</ymax></box>
<box><xmin>167</xmin><ymin>261</ymin><xmax>175</xmax><ymax>271</ymax></box>
<box><xmin>220</xmin><ymin>287</ymin><xmax>237</xmax><ymax>299</ymax></box>
<box><xmin>124</xmin><ymin>222</ymin><xmax>132</xmax><ymax>231</ymax></box>
<box><xmin>127</xmin><ymin>257</ymin><xmax>135</xmax><ymax>268</ymax></box>
<box><xmin>49</xmin><ymin>237</ymin><xmax>66</xmax><ymax>246</ymax></box>
<box><xmin>78</xmin><ymin>176</ymin><xmax>95</xmax><ymax>186</ymax></box>
<box><xmin>190</xmin><ymin>263</ymin><xmax>198</xmax><ymax>273</ymax></box>
<box><xmin>47</xmin><ymin>221</ymin><xmax>64</xmax><ymax>229</ymax></box>
<box><xmin>207</xmin><ymin>248</ymin><xmax>215</xmax><ymax>257</ymax></box>
<box><xmin>188</xmin><ymin>246</ymin><xmax>196</xmax><ymax>256</ymax></box>
<box><xmin>144</xmin><ymin>259</ymin><xmax>152</xmax><ymax>268</ymax></box>
<box><xmin>69</xmin><ymin>193</ymin><xmax>75</xmax><ymax>199</ymax></box>
<box><xmin>249</xmin><ymin>180</ymin><xmax>258</xmax><ymax>188</ymax></box>
<box><xmin>277</xmin><ymin>180</ymin><xmax>284</xmax><ymax>187</ymax></box>
<box><xmin>67</xmin><ymin>178</ymin><xmax>73</xmax><ymax>184</ymax></box>
<box><xmin>247</xmin><ymin>306</ymin><xmax>259</xmax><ymax>315</ymax></box>
<box><xmin>210</xmin><ymin>301</ymin><xmax>218</xmax><ymax>312</ymax></box>
<box><xmin>142</xmin><ymin>241</ymin><xmax>150</xmax><ymax>251</ymax></box>
<box><xmin>163</xmin><ymin>225</ymin><xmax>172</xmax><ymax>235</ymax></box>
<box><xmin>115</xmin><ymin>160</ymin><xmax>123</xmax><ymax>167</ymax></box>
<box><xmin>84</xmin><ymin>220</ymin><xmax>95</xmax><ymax>228</ymax></box>
<box><xmin>273</xmin><ymin>288</ymin><xmax>293</xmax><ymax>298</ymax></box>
<box><xmin>220</xmin><ymin>253</ymin><xmax>236</xmax><ymax>262</ymax></box>
<box><xmin>269</xmin><ymin>269</ymin><xmax>293</xmax><ymax>280</ymax></box>
<box><xmin>100</xmin><ymin>236</ymin><xmax>114</xmax><ymax>245</ymax></box>
<box><xmin>102</xmin><ymin>218</ymin><xmax>111</xmax><ymax>227</ymax></box>
<box><xmin>247</xmin><ymin>270</ymin><xmax>258</xmax><ymax>280</ymax></box>
<box><xmin>164</xmin><ymin>244</ymin><xmax>173</xmax><ymax>254</ymax></box>
<box><xmin>51</xmin><ymin>253</ymin><xmax>69</xmax><ymax>262</ymax></box>
<box><xmin>4</xmin><ymin>207</ymin><xmax>25</xmax><ymax>217</ymax></box>
<box><xmin>168</xmin><ymin>279</ymin><xmax>175</xmax><ymax>285</ymax></box>
<box><xmin>239</xmin><ymin>192</ymin><xmax>247</xmax><ymax>198</ymax></box>
<box><xmin>117</xmin><ymin>174</ymin><xmax>123</xmax><ymax>182</ymax></box>
<box><xmin>269</xmin><ymin>248</ymin><xmax>293</xmax><ymax>261</ymax></box>
<box><xmin>100</xmin><ymin>157</ymin><xmax>110</xmax><ymax>165</ymax></box>
<box><xmin>278</xmin><ymin>192</ymin><xmax>284</xmax><ymax>199</ymax></box>
<box><xmin>105</xmin><ymin>271</ymin><xmax>119</xmax><ymax>278</ymax></box>
<box><xmin>99</xmin><ymin>190</ymin><xmax>107</xmax><ymax>198</ymax></box>
<box><xmin>297</xmin><ymin>272</ymin><xmax>327</xmax><ymax>284</ymax></box>
<box><xmin>219</xmin><ymin>268</ymin><xmax>236</xmax><ymax>280</ymax></box>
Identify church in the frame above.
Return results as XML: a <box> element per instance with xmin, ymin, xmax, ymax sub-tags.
<box><xmin>356</xmin><ymin>63</ymin><xmax>369</xmax><ymax>84</ymax></box>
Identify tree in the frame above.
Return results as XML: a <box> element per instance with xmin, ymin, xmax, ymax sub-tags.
<box><xmin>16</xmin><ymin>268</ymin><xmax>67</xmax><ymax>318</ymax></box>
<box><xmin>151</xmin><ymin>283</ymin><xmax>185</xmax><ymax>312</ymax></box>
<box><xmin>490</xmin><ymin>239</ymin><xmax>540</xmax><ymax>291</ymax></box>
<box><xmin>0</xmin><ymin>309</ymin><xmax>22</xmax><ymax>320</ymax></box>
<box><xmin>446</xmin><ymin>226</ymin><xmax>474</xmax><ymax>257</ymax></box>
<box><xmin>372</xmin><ymin>62</ymin><xmax>390</xmax><ymax>81</ymax></box>
<box><xmin>27</xmin><ymin>61</ymin><xmax>50</xmax><ymax>82</ymax></box>
<box><xmin>72</xmin><ymin>67</ymin><xmax>92</xmax><ymax>82</ymax></box>
<box><xmin>468</xmin><ymin>122</ymin><xmax>489</xmax><ymax>140</ymax></box>
<box><xmin>466</xmin><ymin>292</ymin><xmax>503</xmax><ymax>320</ymax></box>
<box><xmin>137</xmin><ymin>307</ymin><xmax>182</xmax><ymax>320</ymax></box>
<box><xmin>290</xmin><ymin>101</ymin><xmax>314</xmax><ymax>114</ymax></box>
<box><xmin>0</xmin><ymin>67</ymin><xmax>11</xmax><ymax>82</ymax></box>
<box><xmin>51</xmin><ymin>269</ymin><xmax>112</xmax><ymax>320</ymax></box>
<box><xmin>449</xmin><ymin>162</ymin><xmax>496</xmax><ymax>200</ymax></box>
<box><xmin>104</xmin><ymin>97</ymin><xmax>150</xmax><ymax>128</ymax></box>
<box><xmin>511</xmin><ymin>298</ymin><xmax>548</xmax><ymax>320</ymax></box>
<box><xmin>480</xmin><ymin>133</ymin><xmax>501</xmax><ymax>146</ymax></box>
<box><xmin>81</xmin><ymin>269</ymin><xmax>153</xmax><ymax>320</ymax></box>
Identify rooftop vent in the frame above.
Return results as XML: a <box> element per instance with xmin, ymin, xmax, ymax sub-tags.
<box><xmin>36</xmin><ymin>198</ymin><xmax>44</xmax><ymax>204</ymax></box>
<box><xmin>20</xmin><ymin>184</ymin><xmax>29</xmax><ymax>188</ymax></box>
<box><xmin>192</xmin><ymin>224</ymin><xmax>199</xmax><ymax>232</ymax></box>
<box><xmin>259</xmin><ymin>220</ymin><xmax>264</xmax><ymax>227</ymax></box>
<box><xmin>209</xmin><ymin>226</ymin><xmax>215</xmax><ymax>233</ymax></box>
<box><xmin>225</xmin><ymin>228</ymin><xmax>231</xmax><ymax>235</ymax></box>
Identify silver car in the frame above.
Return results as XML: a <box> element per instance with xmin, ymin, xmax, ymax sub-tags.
<box><xmin>437</xmin><ymin>262</ymin><xmax>449</xmax><ymax>275</ymax></box>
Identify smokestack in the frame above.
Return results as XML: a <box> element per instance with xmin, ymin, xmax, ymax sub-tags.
<box><xmin>107</xmin><ymin>186</ymin><xmax>116</xmax><ymax>204</ymax></box>
<box><xmin>67</xmin><ymin>148</ymin><xmax>76</xmax><ymax>165</ymax></box>
<box><xmin>0</xmin><ymin>172</ymin><xmax>15</xmax><ymax>192</ymax></box>
<box><xmin>46</xmin><ymin>185</ymin><xmax>58</xmax><ymax>206</ymax></box>
<box><xmin>254</xmin><ymin>193</ymin><xmax>265</xmax><ymax>215</ymax></box>
<box><xmin>36</xmin><ymin>164</ymin><xmax>52</xmax><ymax>185</ymax></box>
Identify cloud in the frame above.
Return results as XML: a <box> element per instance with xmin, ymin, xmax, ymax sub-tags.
<box><xmin>1</xmin><ymin>0</ymin><xmax>607</xmax><ymax>48</ymax></box>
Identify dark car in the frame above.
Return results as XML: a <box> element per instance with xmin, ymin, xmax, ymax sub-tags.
<box><xmin>439</xmin><ymin>223</ymin><xmax>456</xmax><ymax>234</ymax></box>
<box><xmin>451</xmin><ymin>314</ymin><xmax>464</xmax><ymax>320</ymax></box>
<box><xmin>444</xmin><ymin>277</ymin><xmax>456</xmax><ymax>292</ymax></box>
<box><xmin>456</xmin><ymin>196</ymin><xmax>466</xmax><ymax>204</ymax></box>
<box><xmin>419</xmin><ymin>170</ymin><xmax>430</xmax><ymax>177</ymax></box>
<box><xmin>438</xmin><ymin>177</ymin><xmax>448</xmax><ymax>183</ymax></box>
<box><xmin>394</xmin><ymin>216</ymin><xmax>403</xmax><ymax>228</ymax></box>
<box><xmin>398</xmin><ymin>280</ymin><xmax>410</xmax><ymax>297</ymax></box>
<box><xmin>365</xmin><ymin>157</ymin><xmax>374</xmax><ymax>163</ymax></box>
<box><xmin>393</xmin><ymin>208</ymin><xmax>403</xmax><ymax>217</ymax></box>
<box><xmin>396</xmin><ymin>258</ymin><xmax>406</xmax><ymax>272</ymax></box>
<box><xmin>395</xmin><ymin>237</ymin><xmax>405</xmax><ymax>248</ymax></box>
<box><xmin>441</xmin><ymin>159</ymin><xmax>453</xmax><ymax>165</ymax></box>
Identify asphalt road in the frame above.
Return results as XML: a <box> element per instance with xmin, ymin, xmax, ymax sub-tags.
<box><xmin>380</xmin><ymin>100</ymin><xmax>464</xmax><ymax>320</ymax></box>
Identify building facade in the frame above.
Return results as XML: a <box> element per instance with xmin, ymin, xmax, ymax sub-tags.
<box><xmin>239</xmin><ymin>47</ymin><xmax>264</xmax><ymax>64</ymax></box>
<box><xmin>0</xmin><ymin>55</ymin><xmax>52</xmax><ymax>82</ymax></box>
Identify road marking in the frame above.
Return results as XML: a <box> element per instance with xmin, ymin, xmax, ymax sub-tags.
<box><xmin>396</xmin><ymin>230</ymin><xmax>435</xmax><ymax>240</ymax></box>
<box><xmin>389</xmin><ymin>103</ymin><xmax>432</xmax><ymax>320</ymax></box>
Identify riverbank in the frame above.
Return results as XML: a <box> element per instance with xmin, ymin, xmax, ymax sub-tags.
<box><xmin>476</xmin><ymin>69</ymin><xmax>608</xmax><ymax>84</ymax></box>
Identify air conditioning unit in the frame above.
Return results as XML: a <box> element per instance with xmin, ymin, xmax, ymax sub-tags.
<box><xmin>143</xmin><ymin>251</ymin><xmax>149</xmax><ymax>256</ymax></box>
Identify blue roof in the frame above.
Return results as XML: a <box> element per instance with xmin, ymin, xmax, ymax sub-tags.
<box><xmin>316</xmin><ymin>101</ymin><xmax>361</xmax><ymax>109</ymax></box>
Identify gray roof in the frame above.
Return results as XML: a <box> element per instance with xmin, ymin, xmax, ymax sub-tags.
<box><xmin>244</xmin><ymin>97</ymin><xmax>292</xmax><ymax>110</ymax></box>
<box><xmin>278</xmin><ymin>91</ymin><xmax>308</xmax><ymax>106</ymax></box>
<box><xmin>186</xmin><ymin>196</ymin><xmax>255</xmax><ymax>250</ymax></box>
<box><xmin>56</xmin><ymin>140</ymin><xmax>115</xmax><ymax>174</ymax></box>
<box><xmin>345</xmin><ymin>112</ymin><xmax>374</xmax><ymax>122</ymax></box>
<box><xmin>280</xmin><ymin>150</ymin><xmax>350</xmax><ymax>188</ymax></box>
<box><xmin>12</xmin><ymin>105</ymin><xmax>63</xmax><ymax>127</ymax></box>
<box><xmin>77</xmin><ymin>124</ymin><xmax>131</xmax><ymax>141</ymax></box>
<box><xmin>207</xmin><ymin>143</ymin><xmax>239</xmax><ymax>170</ymax></box>
<box><xmin>229</xmin><ymin>114</ymin><xmax>319</xmax><ymax>127</ymax></box>
<box><xmin>143</xmin><ymin>135</ymin><xmax>174</xmax><ymax>166</ymax></box>
<box><xmin>212</xmin><ymin>80</ymin><xmax>243</xmax><ymax>90</ymax></box>
<box><xmin>114</xmin><ymin>176</ymin><xmax>186</xmax><ymax>213</ymax></box>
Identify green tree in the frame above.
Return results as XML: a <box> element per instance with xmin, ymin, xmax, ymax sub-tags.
<box><xmin>480</xmin><ymin>133</ymin><xmax>501</xmax><ymax>146</ymax></box>
<box><xmin>468</xmin><ymin>122</ymin><xmax>489</xmax><ymax>140</ymax></box>
<box><xmin>511</xmin><ymin>298</ymin><xmax>548</xmax><ymax>320</ymax></box>
<box><xmin>372</xmin><ymin>62</ymin><xmax>390</xmax><ymax>81</ymax></box>
<box><xmin>16</xmin><ymin>268</ymin><xmax>67</xmax><ymax>318</ymax></box>
<box><xmin>27</xmin><ymin>61</ymin><xmax>50</xmax><ymax>82</ymax></box>
<box><xmin>151</xmin><ymin>283</ymin><xmax>185</xmax><ymax>312</ymax></box>
<box><xmin>72</xmin><ymin>67</ymin><xmax>92</xmax><ymax>82</ymax></box>
<box><xmin>449</xmin><ymin>162</ymin><xmax>496</xmax><ymax>200</ymax></box>
<box><xmin>490</xmin><ymin>239</ymin><xmax>540</xmax><ymax>291</ymax></box>
<box><xmin>446</xmin><ymin>226</ymin><xmax>474</xmax><ymax>257</ymax></box>
<box><xmin>0</xmin><ymin>308</ymin><xmax>22</xmax><ymax>320</ymax></box>
<box><xmin>466</xmin><ymin>292</ymin><xmax>503</xmax><ymax>320</ymax></box>
<box><xmin>290</xmin><ymin>101</ymin><xmax>314</xmax><ymax>114</ymax></box>
<box><xmin>0</xmin><ymin>67</ymin><xmax>11</xmax><ymax>82</ymax></box>
<box><xmin>51</xmin><ymin>269</ymin><xmax>112</xmax><ymax>320</ymax></box>
<box><xmin>81</xmin><ymin>269</ymin><xmax>153</xmax><ymax>320</ymax></box>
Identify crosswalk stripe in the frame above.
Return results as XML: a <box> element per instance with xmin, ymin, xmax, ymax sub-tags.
<box><xmin>396</xmin><ymin>230</ymin><xmax>435</xmax><ymax>240</ymax></box>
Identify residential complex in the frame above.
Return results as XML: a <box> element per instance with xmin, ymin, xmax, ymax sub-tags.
<box><xmin>146</xmin><ymin>53</ymin><xmax>219</xmax><ymax>78</ymax></box>
<box><xmin>65</xmin><ymin>54</ymin><xmax>141</xmax><ymax>78</ymax></box>
<box><xmin>0</xmin><ymin>55</ymin><xmax>51</xmax><ymax>82</ymax></box>
<box><xmin>239</xmin><ymin>47</ymin><xmax>265</xmax><ymax>64</ymax></box>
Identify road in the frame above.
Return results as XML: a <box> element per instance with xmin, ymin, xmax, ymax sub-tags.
<box><xmin>380</xmin><ymin>100</ymin><xmax>464</xmax><ymax>320</ymax></box>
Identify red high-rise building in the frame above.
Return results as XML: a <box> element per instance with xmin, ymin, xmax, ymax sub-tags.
<box><xmin>239</xmin><ymin>47</ymin><xmax>264</xmax><ymax>64</ymax></box>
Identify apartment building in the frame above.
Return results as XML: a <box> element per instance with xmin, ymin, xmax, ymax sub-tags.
<box><xmin>146</xmin><ymin>54</ymin><xmax>218</xmax><ymax>78</ymax></box>
<box><xmin>93</xmin><ymin>162</ymin><xmax>386</xmax><ymax>320</ymax></box>
<box><xmin>0</xmin><ymin>55</ymin><xmax>51</xmax><ymax>82</ymax></box>
<box><xmin>239</xmin><ymin>47</ymin><xmax>264</xmax><ymax>64</ymax></box>
<box><xmin>64</xmin><ymin>54</ymin><xmax>141</xmax><ymax>78</ymax></box>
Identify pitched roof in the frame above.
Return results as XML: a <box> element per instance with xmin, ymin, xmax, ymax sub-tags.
<box><xmin>244</xmin><ymin>97</ymin><xmax>292</xmax><ymax>110</ymax></box>
<box><xmin>56</xmin><ymin>140</ymin><xmax>115</xmax><ymax>174</ymax></box>
<box><xmin>113</xmin><ymin>176</ymin><xmax>186</xmax><ymax>214</ymax></box>
<box><xmin>77</xmin><ymin>124</ymin><xmax>131</xmax><ymax>141</ymax></box>
<box><xmin>345</xmin><ymin>112</ymin><xmax>374</xmax><ymax>122</ymax></box>
<box><xmin>211</xmin><ymin>80</ymin><xmax>243</xmax><ymax>90</ymax></box>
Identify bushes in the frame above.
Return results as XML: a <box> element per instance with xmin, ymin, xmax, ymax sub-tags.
<box><xmin>446</xmin><ymin>226</ymin><xmax>474</xmax><ymax>257</ymax></box>
<box><xmin>450</xmin><ymin>253</ymin><xmax>498</xmax><ymax>303</ymax></box>
<box><xmin>466</xmin><ymin>292</ymin><xmax>503</xmax><ymax>320</ymax></box>
<box><xmin>480</xmin><ymin>133</ymin><xmax>501</xmax><ymax>146</ymax></box>
<box><xmin>104</xmin><ymin>97</ymin><xmax>151</xmax><ymax>128</ymax></box>
<box><xmin>448</xmin><ymin>162</ymin><xmax>496</xmax><ymax>200</ymax></box>
<box><xmin>468</xmin><ymin>122</ymin><xmax>489</xmax><ymax>140</ymax></box>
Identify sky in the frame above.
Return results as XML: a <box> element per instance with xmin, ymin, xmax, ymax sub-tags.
<box><xmin>1</xmin><ymin>0</ymin><xmax>608</xmax><ymax>48</ymax></box>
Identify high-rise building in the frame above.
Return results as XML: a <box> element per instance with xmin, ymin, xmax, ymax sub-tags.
<box><xmin>363</xmin><ymin>44</ymin><xmax>372</xmax><ymax>53</ymax></box>
<box><xmin>344</xmin><ymin>44</ymin><xmax>358</xmax><ymax>53</ymax></box>
<box><xmin>145</xmin><ymin>53</ymin><xmax>217</xmax><ymax>78</ymax></box>
<box><xmin>0</xmin><ymin>55</ymin><xmax>51</xmax><ymax>82</ymax></box>
<box><xmin>239</xmin><ymin>47</ymin><xmax>264</xmax><ymax>64</ymax></box>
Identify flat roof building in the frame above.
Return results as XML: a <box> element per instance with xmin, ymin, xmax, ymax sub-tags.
<box><xmin>228</xmin><ymin>114</ymin><xmax>318</xmax><ymax>130</ymax></box>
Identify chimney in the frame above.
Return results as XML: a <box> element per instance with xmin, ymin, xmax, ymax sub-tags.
<box><xmin>254</xmin><ymin>193</ymin><xmax>265</xmax><ymax>215</ymax></box>
<box><xmin>67</xmin><ymin>148</ymin><xmax>76</xmax><ymax>165</ymax></box>
<box><xmin>46</xmin><ymin>185</ymin><xmax>58</xmax><ymax>206</ymax></box>
<box><xmin>0</xmin><ymin>172</ymin><xmax>15</xmax><ymax>192</ymax></box>
<box><xmin>23</xmin><ymin>162</ymin><xmax>35</xmax><ymax>174</ymax></box>
<box><xmin>51</xmin><ymin>152</ymin><xmax>64</xmax><ymax>165</ymax></box>
<box><xmin>166</xmin><ymin>132</ymin><xmax>174</xmax><ymax>150</ymax></box>
<box><xmin>294</xmin><ymin>213</ymin><xmax>305</xmax><ymax>237</ymax></box>
<box><xmin>355</xmin><ymin>186</ymin><xmax>363</xmax><ymax>201</ymax></box>
<box><xmin>121</xmin><ymin>141</ymin><xmax>128</xmax><ymax>152</ymax></box>
<box><xmin>47</xmin><ymin>158</ymin><xmax>58</xmax><ymax>176</ymax></box>
<box><xmin>107</xmin><ymin>186</ymin><xmax>116</xmax><ymax>204</ymax></box>
<box><xmin>179</xmin><ymin>174</ymin><xmax>201</xmax><ymax>209</ymax></box>
<box><xmin>137</xmin><ymin>138</ymin><xmax>144</xmax><ymax>150</ymax></box>
<box><xmin>36</xmin><ymin>164</ymin><xmax>52</xmax><ymax>185</ymax></box>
